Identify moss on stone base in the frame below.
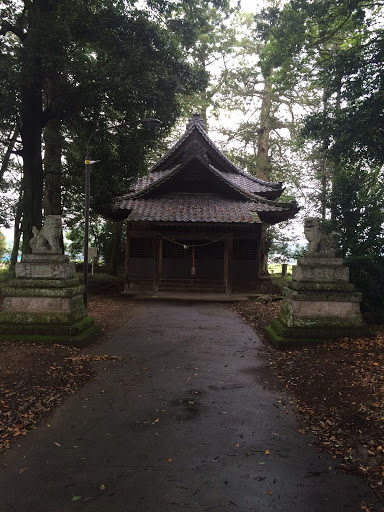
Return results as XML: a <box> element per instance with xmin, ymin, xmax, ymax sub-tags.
<box><xmin>8</xmin><ymin>278</ymin><xmax>80</xmax><ymax>289</ymax></box>
<box><xmin>0</xmin><ymin>323</ymin><xmax>100</xmax><ymax>345</ymax></box>
<box><xmin>284</xmin><ymin>288</ymin><xmax>362</xmax><ymax>303</ymax></box>
<box><xmin>266</xmin><ymin>318</ymin><xmax>371</xmax><ymax>349</ymax></box>
<box><xmin>289</xmin><ymin>281</ymin><xmax>355</xmax><ymax>292</ymax></box>
<box><xmin>0</xmin><ymin>307</ymin><xmax>87</xmax><ymax>326</ymax></box>
<box><xmin>278</xmin><ymin>300</ymin><xmax>366</xmax><ymax>329</ymax></box>
<box><xmin>2</xmin><ymin>285</ymin><xmax>84</xmax><ymax>298</ymax></box>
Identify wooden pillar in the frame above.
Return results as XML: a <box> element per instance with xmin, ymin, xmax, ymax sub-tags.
<box><xmin>224</xmin><ymin>234</ymin><xmax>233</xmax><ymax>295</ymax></box>
<box><xmin>256</xmin><ymin>225</ymin><xmax>263</xmax><ymax>292</ymax></box>
<box><xmin>153</xmin><ymin>236</ymin><xmax>162</xmax><ymax>295</ymax></box>
<box><xmin>124</xmin><ymin>223</ymin><xmax>131</xmax><ymax>291</ymax></box>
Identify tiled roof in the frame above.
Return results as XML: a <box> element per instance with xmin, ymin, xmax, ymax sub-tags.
<box><xmin>115</xmin><ymin>193</ymin><xmax>293</xmax><ymax>224</ymax></box>
<box><xmin>223</xmin><ymin>172</ymin><xmax>278</xmax><ymax>195</ymax></box>
<box><xmin>129</xmin><ymin>166</ymin><xmax>275</xmax><ymax>198</ymax></box>
<box><xmin>128</xmin><ymin>169</ymin><xmax>176</xmax><ymax>194</ymax></box>
<box><xmin>149</xmin><ymin>116</ymin><xmax>283</xmax><ymax>193</ymax></box>
<box><xmin>109</xmin><ymin>115</ymin><xmax>299</xmax><ymax>225</ymax></box>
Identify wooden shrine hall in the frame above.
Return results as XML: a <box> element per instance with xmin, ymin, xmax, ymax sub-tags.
<box><xmin>111</xmin><ymin>114</ymin><xmax>299</xmax><ymax>295</ymax></box>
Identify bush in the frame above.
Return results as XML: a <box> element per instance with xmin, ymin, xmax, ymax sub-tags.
<box><xmin>346</xmin><ymin>256</ymin><xmax>384</xmax><ymax>323</ymax></box>
<box><xmin>0</xmin><ymin>267</ymin><xmax>12</xmax><ymax>282</ymax></box>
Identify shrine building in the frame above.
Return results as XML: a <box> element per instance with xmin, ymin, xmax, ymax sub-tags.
<box><xmin>110</xmin><ymin>114</ymin><xmax>299</xmax><ymax>295</ymax></box>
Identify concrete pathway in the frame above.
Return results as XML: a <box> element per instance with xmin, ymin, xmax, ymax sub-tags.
<box><xmin>0</xmin><ymin>302</ymin><xmax>381</xmax><ymax>511</ymax></box>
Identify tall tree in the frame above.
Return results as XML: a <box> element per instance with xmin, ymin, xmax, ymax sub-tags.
<box><xmin>0</xmin><ymin>0</ymin><xmax>230</xmax><ymax>254</ymax></box>
<box><xmin>267</xmin><ymin>0</ymin><xmax>384</xmax><ymax>256</ymax></box>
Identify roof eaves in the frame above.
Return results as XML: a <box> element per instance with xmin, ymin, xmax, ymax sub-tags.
<box><xmin>130</xmin><ymin>164</ymin><xmax>182</xmax><ymax>199</ymax></box>
<box><xmin>208</xmin><ymin>164</ymin><xmax>258</xmax><ymax>200</ymax></box>
<box><xmin>195</xmin><ymin>123</ymin><xmax>282</xmax><ymax>189</ymax></box>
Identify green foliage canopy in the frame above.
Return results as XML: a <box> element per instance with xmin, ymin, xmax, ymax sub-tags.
<box><xmin>0</xmin><ymin>0</ymin><xmax>230</xmax><ymax>253</ymax></box>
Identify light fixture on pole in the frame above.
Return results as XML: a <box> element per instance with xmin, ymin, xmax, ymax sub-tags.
<box><xmin>83</xmin><ymin>118</ymin><xmax>162</xmax><ymax>308</ymax></box>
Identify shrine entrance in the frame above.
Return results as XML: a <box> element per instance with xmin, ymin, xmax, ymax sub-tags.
<box><xmin>161</xmin><ymin>239</ymin><xmax>225</xmax><ymax>281</ymax></box>
<box><xmin>125</xmin><ymin>228</ymin><xmax>263</xmax><ymax>295</ymax></box>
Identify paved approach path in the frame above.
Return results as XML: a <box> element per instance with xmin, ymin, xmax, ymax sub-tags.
<box><xmin>0</xmin><ymin>302</ymin><xmax>381</xmax><ymax>512</ymax></box>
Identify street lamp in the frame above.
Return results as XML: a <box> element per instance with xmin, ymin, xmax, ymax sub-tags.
<box><xmin>83</xmin><ymin>118</ymin><xmax>162</xmax><ymax>308</ymax></box>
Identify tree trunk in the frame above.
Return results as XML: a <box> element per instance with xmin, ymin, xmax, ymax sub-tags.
<box><xmin>20</xmin><ymin>81</ymin><xmax>44</xmax><ymax>254</ymax></box>
<box><xmin>43</xmin><ymin>117</ymin><xmax>62</xmax><ymax>216</ymax></box>
<box><xmin>110</xmin><ymin>220</ymin><xmax>123</xmax><ymax>275</ymax></box>
<box><xmin>9</xmin><ymin>183</ymin><xmax>23</xmax><ymax>275</ymax></box>
<box><xmin>20</xmin><ymin>0</ymin><xmax>54</xmax><ymax>254</ymax></box>
<box><xmin>256</xmin><ymin>77</ymin><xmax>273</xmax><ymax>276</ymax></box>
<box><xmin>255</xmin><ymin>77</ymin><xmax>273</xmax><ymax>181</ymax></box>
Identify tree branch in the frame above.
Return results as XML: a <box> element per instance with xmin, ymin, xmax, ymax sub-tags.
<box><xmin>0</xmin><ymin>21</ymin><xmax>26</xmax><ymax>41</ymax></box>
<box><xmin>0</xmin><ymin>126</ymin><xmax>19</xmax><ymax>182</ymax></box>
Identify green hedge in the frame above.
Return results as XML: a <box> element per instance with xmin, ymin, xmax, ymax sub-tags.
<box><xmin>346</xmin><ymin>256</ymin><xmax>384</xmax><ymax>323</ymax></box>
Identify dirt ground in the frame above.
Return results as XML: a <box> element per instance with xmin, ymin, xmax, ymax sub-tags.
<box><xmin>0</xmin><ymin>281</ymin><xmax>383</xmax><ymax>505</ymax></box>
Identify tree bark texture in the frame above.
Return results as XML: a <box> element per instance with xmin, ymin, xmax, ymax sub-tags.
<box><xmin>21</xmin><ymin>80</ymin><xmax>43</xmax><ymax>254</ymax></box>
<box><xmin>19</xmin><ymin>1</ymin><xmax>51</xmax><ymax>254</ymax></box>
<box><xmin>43</xmin><ymin>116</ymin><xmax>63</xmax><ymax>216</ymax></box>
<box><xmin>9</xmin><ymin>183</ymin><xmax>23</xmax><ymax>275</ymax></box>
<box><xmin>256</xmin><ymin>77</ymin><xmax>273</xmax><ymax>182</ymax></box>
<box><xmin>19</xmin><ymin>0</ymin><xmax>56</xmax><ymax>254</ymax></box>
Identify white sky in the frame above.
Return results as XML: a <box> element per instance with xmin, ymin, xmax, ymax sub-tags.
<box><xmin>241</xmin><ymin>0</ymin><xmax>262</xmax><ymax>13</ymax></box>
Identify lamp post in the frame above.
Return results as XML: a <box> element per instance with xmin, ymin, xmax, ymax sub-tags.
<box><xmin>83</xmin><ymin>118</ymin><xmax>162</xmax><ymax>308</ymax></box>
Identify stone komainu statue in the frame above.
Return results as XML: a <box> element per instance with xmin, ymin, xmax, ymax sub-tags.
<box><xmin>29</xmin><ymin>215</ymin><xmax>63</xmax><ymax>255</ymax></box>
<box><xmin>304</xmin><ymin>217</ymin><xmax>336</xmax><ymax>257</ymax></box>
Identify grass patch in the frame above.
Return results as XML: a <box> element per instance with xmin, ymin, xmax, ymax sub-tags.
<box><xmin>0</xmin><ymin>267</ymin><xmax>12</xmax><ymax>284</ymax></box>
<box><xmin>270</xmin><ymin>275</ymin><xmax>291</xmax><ymax>291</ymax></box>
<box><xmin>268</xmin><ymin>263</ymin><xmax>293</xmax><ymax>275</ymax></box>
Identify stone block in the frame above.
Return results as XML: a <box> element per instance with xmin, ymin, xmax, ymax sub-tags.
<box><xmin>297</xmin><ymin>257</ymin><xmax>344</xmax><ymax>267</ymax></box>
<box><xmin>16</xmin><ymin>254</ymin><xmax>75</xmax><ymax>280</ymax></box>
<box><xmin>290</xmin><ymin>299</ymin><xmax>361</xmax><ymax>318</ymax></box>
<box><xmin>3</xmin><ymin>294</ymin><xmax>86</xmax><ymax>314</ymax></box>
<box><xmin>292</xmin><ymin>265</ymin><xmax>349</xmax><ymax>283</ymax></box>
<box><xmin>9</xmin><ymin>278</ymin><xmax>80</xmax><ymax>289</ymax></box>
<box><xmin>265</xmin><ymin>319</ymin><xmax>370</xmax><ymax>348</ymax></box>
<box><xmin>1</xmin><ymin>253</ymin><xmax>95</xmax><ymax>343</ymax></box>
<box><xmin>266</xmin><ymin>251</ymin><xmax>367</xmax><ymax>346</ymax></box>
<box><xmin>284</xmin><ymin>288</ymin><xmax>362</xmax><ymax>303</ymax></box>
<box><xmin>289</xmin><ymin>281</ymin><xmax>355</xmax><ymax>292</ymax></box>
<box><xmin>0</xmin><ymin>307</ymin><xmax>87</xmax><ymax>325</ymax></box>
<box><xmin>2</xmin><ymin>285</ymin><xmax>84</xmax><ymax>299</ymax></box>
<box><xmin>0</xmin><ymin>316</ymin><xmax>99</xmax><ymax>344</ymax></box>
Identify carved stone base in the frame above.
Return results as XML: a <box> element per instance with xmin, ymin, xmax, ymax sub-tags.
<box><xmin>16</xmin><ymin>254</ymin><xmax>75</xmax><ymax>280</ymax></box>
<box><xmin>266</xmin><ymin>256</ymin><xmax>369</xmax><ymax>348</ymax></box>
<box><xmin>0</xmin><ymin>255</ymin><xmax>98</xmax><ymax>343</ymax></box>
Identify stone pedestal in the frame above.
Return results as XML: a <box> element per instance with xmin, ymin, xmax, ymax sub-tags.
<box><xmin>0</xmin><ymin>254</ymin><xmax>98</xmax><ymax>343</ymax></box>
<box><xmin>266</xmin><ymin>256</ymin><xmax>369</xmax><ymax>348</ymax></box>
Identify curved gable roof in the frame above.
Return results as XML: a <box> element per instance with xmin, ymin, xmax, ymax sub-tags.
<box><xmin>110</xmin><ymin>114</ymin><xmax>299</xmax><ymax>225</ymax></box>
<box><xmin>149</xmin><ymin>114</ymin><xmax>283</xmax><ymax>200</ymax></box>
